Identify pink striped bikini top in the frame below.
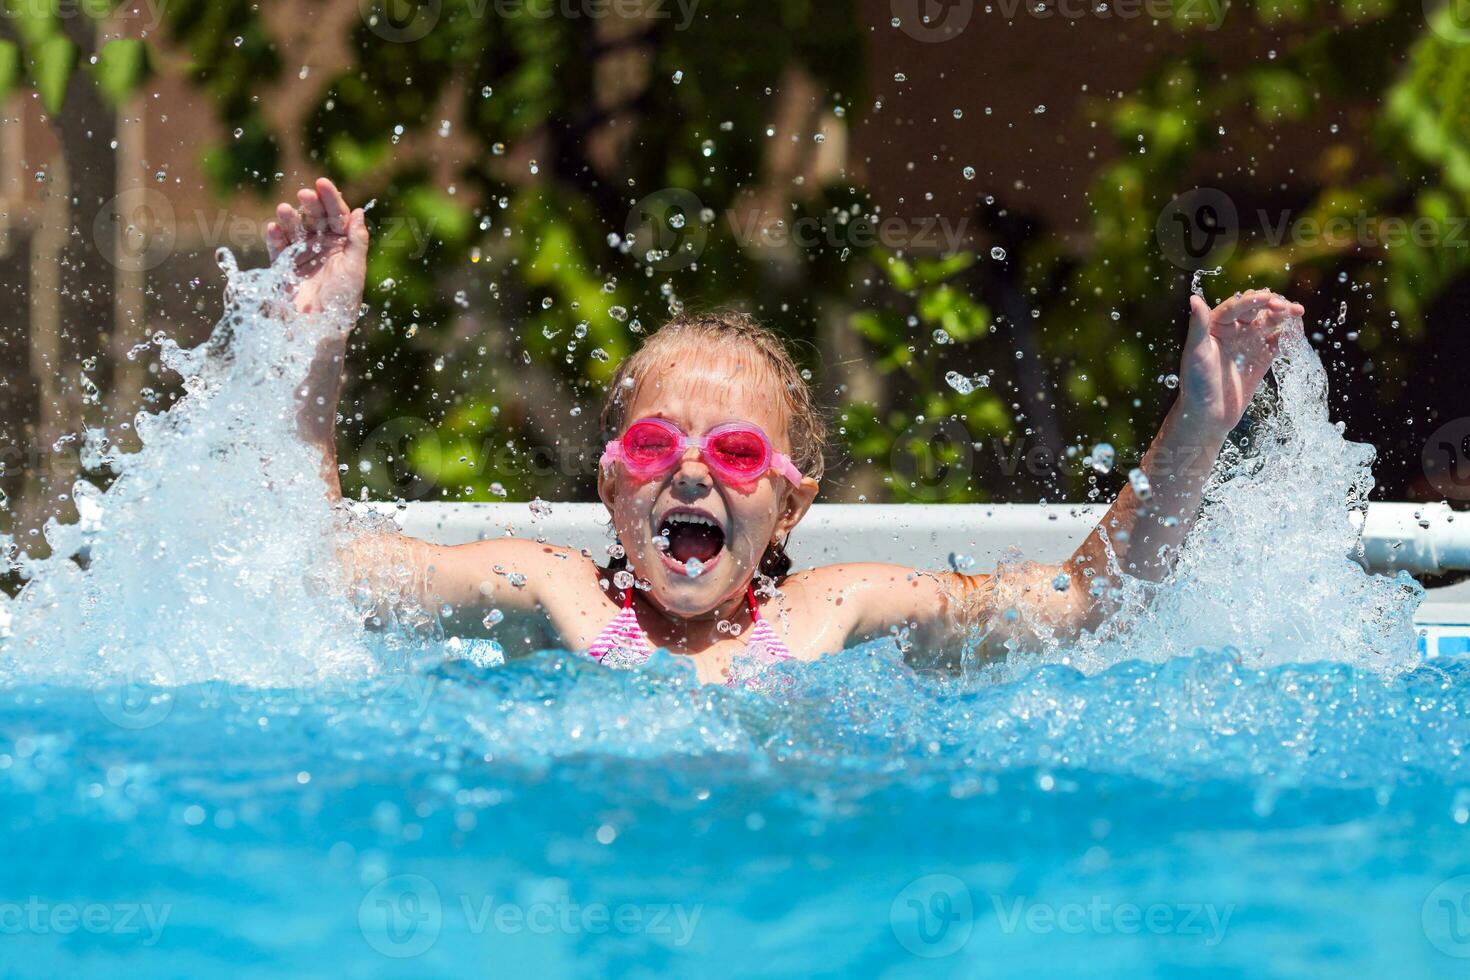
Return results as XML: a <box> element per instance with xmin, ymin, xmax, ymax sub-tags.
<box><xmin>587</xmin><ymin>584</ymin><xmax>795</xmax><ymax>687</ymax></box>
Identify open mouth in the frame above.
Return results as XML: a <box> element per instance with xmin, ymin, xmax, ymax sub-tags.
<box><xmin>658</xmin><ymin>508</ymin><xmax>726</xmax><ymax>570</ymax></box>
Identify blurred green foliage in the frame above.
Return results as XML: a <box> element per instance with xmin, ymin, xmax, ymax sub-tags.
<box><xmin>135</xmin><ymin>0</ymin><xmax>1470</xmax><ymax>503</ymax></box>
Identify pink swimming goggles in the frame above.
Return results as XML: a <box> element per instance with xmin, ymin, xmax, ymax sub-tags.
<box><xmin>600</xmin><ymin>417</ymin><xmax>806</xmax><ymax>487</ymax></box>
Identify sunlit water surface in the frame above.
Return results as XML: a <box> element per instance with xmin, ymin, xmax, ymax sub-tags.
<box><xmin>0</xmin><ymin>256</ymin><xmax>1465</xmax><ymax>976</ymax></box>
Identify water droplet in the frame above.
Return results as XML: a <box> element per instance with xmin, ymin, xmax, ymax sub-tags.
<box><xmin>1128</xmin><ymin>468</ymin><xmax>1152</xmax><ymax>500</ymax></box>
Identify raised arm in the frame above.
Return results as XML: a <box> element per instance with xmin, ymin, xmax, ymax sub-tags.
<box><xmin>267</xmin><ymin>180</ymin><xmax>602</xmax><ymax>637</ymax></box>
<box><xmin>1056</xmin><ymin>290</ymin><xmax>1301</xmax><ymax>618</ymax></box>
<box><xmin>266</xmin><ymin>177</ymin><xmax>369</xmax><ymax>498</ymax></box>
<box><xmin>795</xmin><ymin>290</ymin><xmax>1303</xmax><ymax>662</ymax></box>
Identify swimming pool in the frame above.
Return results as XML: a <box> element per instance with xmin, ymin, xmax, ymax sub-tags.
<box><xmin>4</xmin><ymin>645</ymin><xmax>1469</xmax><ymax>975</ymax></box>
<box><xmin>1</xmin><ymin>258</ymin><xmax>1467</xmax><ymax>975</ymax></box>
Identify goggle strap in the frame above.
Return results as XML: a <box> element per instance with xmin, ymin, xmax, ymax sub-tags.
<box><xmin>771</xmin><ymin>453</ymin><xmax>805</xmax><ymax>486</ymax></box>
<box><xmin>599</xmin><ymin>440</ymin><xmax>623</xmax><ymax>472</ymax></box>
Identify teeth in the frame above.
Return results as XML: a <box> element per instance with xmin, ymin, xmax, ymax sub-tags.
<box><xmin>664</xmin><ymin>512</ymin><xmax>717</xmax><ymax>529</ymax></box>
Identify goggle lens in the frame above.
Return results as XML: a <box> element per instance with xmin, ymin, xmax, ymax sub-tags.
<box><xmin>707</xmin><ymin>429</ymin><xmax>767</xmax><ymax>476</ymax></box>
<box><xmin>623</xmin><ymin>421</ymin><xmax>678</xmax><ymax>464</ymax></box>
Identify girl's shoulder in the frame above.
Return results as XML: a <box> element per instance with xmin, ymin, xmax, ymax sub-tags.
<box><xmin>774</xmin><ymin>562</ymin><xmax>968</xmax><ymax>650</ymax></box>
<box><xmin>779</xmin><ymin>561</ymin><xmax>946</xmax><ymax>599</ymax></box>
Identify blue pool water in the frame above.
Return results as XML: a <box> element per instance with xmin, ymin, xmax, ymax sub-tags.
<box><xmin>1</xmin><ymin>256</ymin><xmax>1466</xmax><ymax>975</ymax></box>
<box><xmin>3</xmin><ymin>647</ymin><xmax>1469</xmax><ymax>975</ymax></box>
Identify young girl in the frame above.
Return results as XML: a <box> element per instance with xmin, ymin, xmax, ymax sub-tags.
<box><xmin>271</xmin><ymin>179</ymin><xmax>1305</xmax><ymax>686</ymax></box>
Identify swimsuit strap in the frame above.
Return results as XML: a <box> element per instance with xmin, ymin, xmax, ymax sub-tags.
<box><xmin>588</xmin><ymin>579</ymin><xmax>791</xmax><ymax>670</ymax></box>
<box><xmin>741</xmin><ymin>584</ymin><xmax>794</xmax><ymax>663</ymax></box>
<box><xmin>587</xmin><ymin>582</ymin><xmax>652</xmax><ymax>666</ymax></box>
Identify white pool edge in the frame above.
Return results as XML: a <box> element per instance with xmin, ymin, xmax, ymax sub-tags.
<box><xmin>368</xmin><ymin>501</ymin><xmax>1470</xmax><ymax>654</ymax></box>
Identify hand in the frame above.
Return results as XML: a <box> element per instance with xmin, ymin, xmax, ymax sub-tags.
<box><xmin>265</xmin><ymin>177</ymin><xmax>369</xmax><ymax>323</ymax></box>
<box><xmin>1179</xmin><ymin>289</ymin><xmax>1304</xmax><ymax>434</ymax></box>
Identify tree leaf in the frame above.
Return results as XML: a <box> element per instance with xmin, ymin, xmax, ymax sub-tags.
<box><xmin>0</xmin><ymin>41</ymin><xmax>20</xmax><ymax>102</ymax></box>
<box><xmin>91</xmin><ymin>38</ymin><xmax>150</xmax><ymax>106</ymax></box>
<box><xmin>28</xmin><ymin>35</ymin><xmax>76</xmax><ymax>114</ymax></box>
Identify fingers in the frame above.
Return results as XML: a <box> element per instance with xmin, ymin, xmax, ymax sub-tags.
<box><xmin>317</xmin><ymin>177</ymin><xmax>350</xmax><ymax>235</ymax></box>
<box><xmin>298</xmin><ymin>187</ymin><xmax>328</xmax><ymax>233</ymax></box>
<box><xmin>1213</xmin><ymin>289</ymin><xmax>1275</xmax><ymax>325</ymax></box>
<box><xmin>276</xmin><ymin>201</ymin><xmax>304</xmax><ymax>242</ymax></box>
<box><xmin>1211</xmin><ymin>290</ymin><xmax>1306</xmax><ymax>337</ymax></box>
<box><xmin>265</xmin><ymin>221</ymin><xmax>288</xmax><ymax>261</ymax></box>
<box><xmin>1188</xmin><ymin>294</ymin><xmax>1211</xmax><ymax>327</ymax></box>
<box><xmin>347</xmin><ymin>207</ymin><xmax>369</xmax><ymax>251</ymax></box>
<box><xmin>1185</xmin><ymin>294</ymin><xmax>1212</xmax><ymax>348</ymax></box>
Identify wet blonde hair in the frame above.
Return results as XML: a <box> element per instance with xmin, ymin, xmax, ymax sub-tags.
<box><xmin>599</xmin><ymin>311</ymin><xmax>826</xmax><ymax>579</ymax></box>
<box><xmin>599</xmin><ymin>311</ymin><xmax>826</xmax><ymax>481</ymax></box>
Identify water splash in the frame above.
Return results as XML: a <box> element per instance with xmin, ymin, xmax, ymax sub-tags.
<box><xmin>0</xmin><ymin>250</ymin><xmax>380</xmax><ymax>686</ymax></box>
<box><xmin>0</xmin><ymin>260</ymin><xmax>1424</xmax><ymax>693</ymax></box>
<box><xmin>987</xmin><ymin>320</ymin><xmax>1422</xmax><ymax>678</ymax></box>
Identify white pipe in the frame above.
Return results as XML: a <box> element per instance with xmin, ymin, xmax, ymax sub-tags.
<box><xmin>369</xmin><ymin>501</ymin><xmax>1470</xmax><ymax>576</ymax></box>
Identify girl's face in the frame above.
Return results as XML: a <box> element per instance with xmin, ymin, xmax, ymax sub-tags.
<box><xmin>598</xmin><ymin>352</ymin><xmax>818</xmax><ymax>619</ymax></box>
